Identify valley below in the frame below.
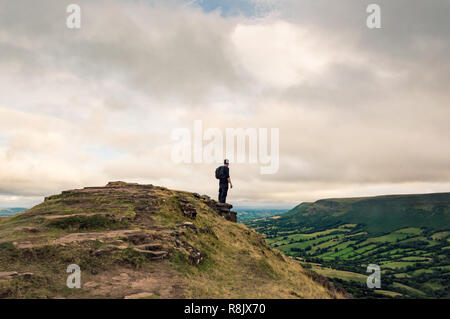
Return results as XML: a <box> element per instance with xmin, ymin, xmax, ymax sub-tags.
<box><xmin>244</xmin><ymin>193</ymin><xmax>450</xmax><ymax>298</ymax></box>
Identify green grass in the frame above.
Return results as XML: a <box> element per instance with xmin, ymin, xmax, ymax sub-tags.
<box><xmin>423</xmin><ymin>281</ymin><xmax>444</xmax><ymax>291</ymax></box>
<box><xmin>398</xmin><ymin>236</ymin><xmax>439</xmax><ymax>246</ymax></box>
<box><xmin>394</xmin><ymin>227</ymin><xmax>423</xmax><ymax>235</ymax></box>
<box><xmin>309</xmin><ymin>265</ymin><xmax>366</xmax><ymax>283</ymax></box>
<box><xmin>374</xmin><ymin>290</ymin><xmax>402</xmax><ymax>298</ymax></box>
<box><xmin>276</xmin><ymin>235</ymin><xmax>337</xmax><ymax>253</ymax></box>
<box><xmin>381</xmin><ymin>261</ymin><xmax>420</xmax><ymax>269</ymax></box>
<box><xmin>366</xmin><ymin>233</ymin><xmax>409</xmax><ymax>243</ymax></box>
<box><xmin>431</xmin><ymin>265</ymin><xmax>450</xmax><ymax>271</ymax></box>
<box><xmin>392</xmin><ymin>283</ymin><xmax>425</xmax><ymax>296</ymax></box>
<box><xmin>312</xmin><ymin>239</ymin><xmax>341</xmax><ymax>252</ymax></box>
<box><xmin>432</xmin><ymin>231</ymin><xmax>450</xmax><ymax>240</ymax></box>
<box><xmin>268</xmin><ymin>228</ymin><xmax>347</xmax><ymax>246</ymax></box>
<box><xmin>354</xmin><ymin>244</ymin><xmax>377</xmax><ymax>254</ymax></box>
<box><xmin>0</xmin><ymin>241</ymin><xmax>16</xmax><ymax>251</ymax></box>
<box><xmin>400</xmin><ymin>256</ymin><xmax>429</xmax><ymax>261</ymax></box>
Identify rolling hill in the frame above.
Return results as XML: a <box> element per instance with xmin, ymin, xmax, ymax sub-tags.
<box><xmin>0</xmin><ymin>182</ymin><xmax>342</xmax><ymax>299</ymax></box>
<box><xmin>245</xmin><ymin>193</ymin><xmax>450</xmax><ymax>298</ymax></box>
<box><xmin>277</xmin><ymin>193</ymin><xmax>450</xmax><ymax>234</ymax></box>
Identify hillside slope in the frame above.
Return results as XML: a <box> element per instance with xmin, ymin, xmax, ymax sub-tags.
<box><xmin>0</xmin><ymin>182</ymin><xmax>341</xmax><ymax>299</ymax></box>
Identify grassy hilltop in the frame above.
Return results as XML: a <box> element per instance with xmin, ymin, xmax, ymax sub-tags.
<box><xmin>0</xmin><ymin>182</ymin><xmax>342</xmax><ymax>299</ymax></box>
<box><xmin>246</xmin><ymin>193</ymin><xmax>450</xmax><ymax>298</ymax></box>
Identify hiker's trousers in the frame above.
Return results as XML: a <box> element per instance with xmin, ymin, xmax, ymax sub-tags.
<box><xmin>218</xmin><ymin>181</ymin><xmax>228</xmax><ymax>203</ymax></box>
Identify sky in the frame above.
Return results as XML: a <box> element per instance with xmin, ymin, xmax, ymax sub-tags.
<box><xmin>0</xmin><ymin>0</ymin><xmax>449</xmax><ymax>209</ymax></box>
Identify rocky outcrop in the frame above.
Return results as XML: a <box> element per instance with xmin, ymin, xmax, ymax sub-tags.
<box><xmin>178</xmin><ymin>198</ymin><xmax>197</xmax><ymax>219</ymax></box>
<box><xmin>203</xmin><ymin>200</ymin><xmax>237</xmax><ymax>222</ymax></box>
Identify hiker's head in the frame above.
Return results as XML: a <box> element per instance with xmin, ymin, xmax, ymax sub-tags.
<box><xmin>224</xmin><ymin>159</ymin><xmax>229</xmax><ymax>167</ymax></box>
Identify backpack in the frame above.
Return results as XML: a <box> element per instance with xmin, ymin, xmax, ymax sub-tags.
<box><xmin>215</xmin><ymin>166</ymin><xmax>226</xmax><ymax>179</ymax></box>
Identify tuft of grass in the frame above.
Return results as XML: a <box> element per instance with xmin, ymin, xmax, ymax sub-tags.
<box><xmin>46</xmin><ymin>215</ymin><xmax>128</xmax><ymax>232</ymax></box>
<box><xmin>0</xmin><ymin>275</ymin><xmax>53</xmax><ymax>299</ymax></box>
<box><xmin>170</xmin><ymin>250</ymin><xmax>188</xmax><ymax>267</ymax></box>
<box><xmin>255</xmin><ymin>258</ymin><xmax>278</xmax><ymax>279</ymax></box>
<box><xmin>121</xmin><ymin>248</ymin><xmax>146</xmax><ymax>269</ymax></box>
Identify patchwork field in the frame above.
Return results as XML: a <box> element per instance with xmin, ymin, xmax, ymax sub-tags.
<box><xmin>247</xmin><ymin>223</ymin><xmax>450</xmax><ymax>298</ymax></box>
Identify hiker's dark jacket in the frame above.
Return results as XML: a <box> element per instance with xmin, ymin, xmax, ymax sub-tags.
<box><xmin>218</xmin><ymin>166</ymin><xmax>230</xmax><ymax>203</ymax></box>
<box><xmin>219</xmin><ymin>166</ymin><xmax>230</xmax><ymax>184</ymax></box>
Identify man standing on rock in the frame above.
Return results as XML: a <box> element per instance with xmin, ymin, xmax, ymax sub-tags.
<box><xmin>217</xmin><ymin>159</ymin><xmax>232</xmax><ymax>203</ymax></box>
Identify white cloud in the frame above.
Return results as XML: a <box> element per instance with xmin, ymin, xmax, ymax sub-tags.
<box><xmin>0</xmin><ymin>0</ymin><xmax>449</xmax><ymax>207</ymax></box>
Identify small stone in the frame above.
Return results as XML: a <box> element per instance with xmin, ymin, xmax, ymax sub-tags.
<box><xmin>176</xmin><ymin>222</ymin><xmax>197</xmax><ymax>231</ymax></box>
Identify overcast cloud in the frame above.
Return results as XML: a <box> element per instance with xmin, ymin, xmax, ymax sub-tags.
<box><xmin>0</xmin><ymin>0</ymin><xmax>449</xmax><ymax>208</ymax></box>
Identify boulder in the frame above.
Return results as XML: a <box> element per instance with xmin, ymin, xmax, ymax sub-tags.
<box><xmin>188</xmin><ymin>249</ymin><xmax>204</xmax><ymax>265</ymax></box>
<box><xmin>203</xmin><ymin>200</ymin><xmax>236</xmax><ymax>222</ymax></box>
<box><xmin>178</xmin><ymin>199</ymin><xmax>197</xmax><ymax>219</ymax></box>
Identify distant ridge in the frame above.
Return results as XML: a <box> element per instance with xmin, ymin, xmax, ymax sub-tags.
<box><xmin>280</xmin><ymin>192</ymin><xmax>450</xmax><ymax>234</ymax></box>
<box><xmin>0</xmin><ymin>208</ymin><xmax>27</xmax><ymax>217</ymax></box>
